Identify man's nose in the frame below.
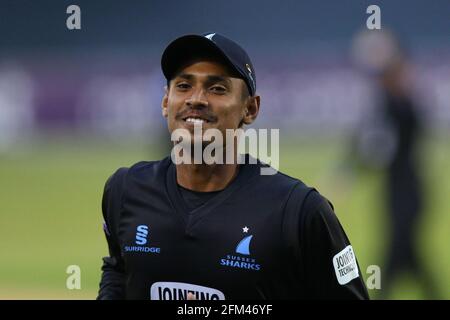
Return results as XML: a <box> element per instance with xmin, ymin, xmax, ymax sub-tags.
<box><xmin>186</xmin><ymin>88</ymin><xmax>208</xmax><ymax>108</ymax></box>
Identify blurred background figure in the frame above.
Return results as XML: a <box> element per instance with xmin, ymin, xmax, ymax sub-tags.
<box><xmin>351</xmin><ymin>30</ymin><xmax>439</xmax><ymax>299</ymax></box>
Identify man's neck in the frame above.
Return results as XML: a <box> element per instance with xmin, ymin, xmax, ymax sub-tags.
<box><xmin>176</xmin><ymin>162</ymin><xmax>239</xmax><ymax>192</ymax></box>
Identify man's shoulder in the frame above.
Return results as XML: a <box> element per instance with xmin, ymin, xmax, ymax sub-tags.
<box><xmin>281</xmin><ymin>179</ymin><xmax>336</xmax><ymax>238</ymax></box>
<box><xmin>106</xmin><ymin>156</ymin><xmax>171</xmax><ymax>187</ymax></box>
<box><xmin>254</xmin><ymin>159</ymin><xmax>308</xmax><ymax>192</ymax></box>
<box><xmin>248</xmin><ymin>159</ymin><xmax>318</xmax><ymax>209</ymax></box>
<box><xmin>262</xmin><ymin>166</ymin><xmax>333</xmax><ymax>217</ymax></box>
<box><xmin>127</xmin><ymin>156</ymin><xmax>171</xmax><ymax>176</ymax></box>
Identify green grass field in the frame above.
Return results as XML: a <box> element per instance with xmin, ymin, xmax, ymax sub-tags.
<box><xmin>0</xmin><ymin>134</ymin><xmax>449</xmax><ymax>299</ymax></box>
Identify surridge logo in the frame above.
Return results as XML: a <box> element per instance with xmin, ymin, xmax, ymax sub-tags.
<box><xmin>124</xmin><ymin>225</ymin><xmax>161</xmax><ymax>254</ymax></box>
<box><xmin>220</xmin><ymin>226</ymin><xmax>261</xmax><ymax>271</ymax></box>
<box><xmin>136</xmin><ymin>225</ymin><xmax>148</xmax><ymax>245</ymax></box>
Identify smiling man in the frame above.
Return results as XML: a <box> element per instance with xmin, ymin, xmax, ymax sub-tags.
<box><xmin>97</xmin><ymin>33</ymin><xmax>369</xmax><ymax>300</ymax></box>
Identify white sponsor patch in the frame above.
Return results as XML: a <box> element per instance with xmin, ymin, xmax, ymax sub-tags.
<box><xmin>333</xmin><ymin>245</ymin><xmax>359</xmax><ymax>285</ymax></box>
<box><xmin>150</xmin><ymin>282</ymin><xmax>225</xmax><ymax>300</ymax></box>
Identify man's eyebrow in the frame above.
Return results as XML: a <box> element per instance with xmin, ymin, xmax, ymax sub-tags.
<box><xmin>173</xmin><ymin>73</ymin><xmax>232</xmax><ymax>85</ymax></box>
<box><xmin>174</xmin><ymin>73</ymin><xmax>194</xmax><ymax>81</ymax></box>
<box><xmin>205</xmin><ymin>75</ymin><xmax>232</xmax><ymax>85</ymax></box>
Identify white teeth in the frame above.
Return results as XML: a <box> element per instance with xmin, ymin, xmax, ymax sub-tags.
<box><xmin>185</xmin><ymin>117</ymin><xmax>205</xmax><ymax>124</ymax></box>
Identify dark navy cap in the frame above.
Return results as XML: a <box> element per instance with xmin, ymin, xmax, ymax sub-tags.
<box><xmin>161</xmin><ymin>33</ymin><xmax>256</xmax><ymax>96</ymax></box>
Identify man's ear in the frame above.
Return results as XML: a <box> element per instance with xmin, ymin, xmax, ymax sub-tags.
<box><xmin>162</xmin><ymin>86</ymin><xmax>169</xmax><ymax>118</ymax></box>
<box><xmin>242</xmin><ymin>95</ymin><xmax>260</xmax><ymax>125</ymax></box>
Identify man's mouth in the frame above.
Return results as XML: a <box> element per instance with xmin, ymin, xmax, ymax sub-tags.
<box><xmin>183</xmin><ymin>116</ymin><xmax>210</xmax><ymax>125</ymax></box>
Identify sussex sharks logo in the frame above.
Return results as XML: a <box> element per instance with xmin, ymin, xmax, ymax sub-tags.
<box><xmin>236</xmin><ymin>235</ymin><xmax>253</xmax><ymax>255</ymax></box>
<box><xmin>220</xmin><ymin>227</ymin><xmax>261</xmax><ymax>271</ymax></box>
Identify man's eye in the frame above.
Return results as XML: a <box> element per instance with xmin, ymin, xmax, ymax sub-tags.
<box><xmin>176</xmin><ymin>83</ymin><xmax>191</xmax><ymax>90</ymax></box>
<box><xmin>210</xmin><ymin>86</ymin><xmax>226</xmax><ymax>93</ymax></box>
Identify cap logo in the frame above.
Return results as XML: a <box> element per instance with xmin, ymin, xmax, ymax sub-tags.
<box><xmin>245</xmin><ymin>63</ymin><xmax>252</xmax><ymax>74</ymax></box>
<box><xmin>204</xmin><ymin>33</ymin><xmax>216</xmax><ymax>40</ymax></box>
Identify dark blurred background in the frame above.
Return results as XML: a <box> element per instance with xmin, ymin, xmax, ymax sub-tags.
<box><xmin>0</xmin><ymin>0</ymin><xmax>449</xmax><ymax>299</ymax></box>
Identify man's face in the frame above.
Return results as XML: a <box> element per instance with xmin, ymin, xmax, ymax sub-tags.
<box><xmin>162</xmin><ymin>60</ymin><xmax>254</xmax><ymax>147</ymax></box>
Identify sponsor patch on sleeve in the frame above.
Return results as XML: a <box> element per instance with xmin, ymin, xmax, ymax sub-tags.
<box><xmin>332</xmin><ymin>245</ymin><xmax>359</xmax><ymax>285</ymax></box>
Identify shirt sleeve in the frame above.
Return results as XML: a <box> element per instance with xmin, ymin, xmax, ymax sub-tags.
<box><xmin>299</xmin><ymin>191</ymin><xmax>370</xmax><ymax>300</ymax></box>
<box><xmin>97</xmin><ymin>168</ymin><xmax>128</xmax><ymax>300</ymax></box>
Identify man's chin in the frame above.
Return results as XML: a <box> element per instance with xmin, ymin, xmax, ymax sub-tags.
<box><xmin>188</xmin><ymin>139</ymin><xmax>223</xmax><ymax>150</ymax></box>
<box><xmin>172</xmin><ymin>138</ymin><xmax>224</xmax><ymax>153</ymax></box>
